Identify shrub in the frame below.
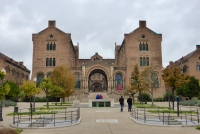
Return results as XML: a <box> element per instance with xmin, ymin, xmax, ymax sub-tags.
<box><xmin>153</xmin><ymin>97</ymin><xmax>163</xmax><ymax>102</ymax></box>
<box><xmin>137</xmin><ymin>92</ymin><xmax>151</xmax><ymax>102</ymax></box>
<box><xmin>196</xmin><ymin>126</ymin><xmax>200</xmax><ymax>130</ymax></box>
<box><xmin>0</xmin><ymin>100</ymin><xmax>17</xmax><ymax>107</ymax></box>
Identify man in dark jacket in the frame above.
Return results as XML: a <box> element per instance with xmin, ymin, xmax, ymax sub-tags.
<box><xmin>127</xmin><ymin>96</ymin><xmax>133</xmax><ymax>112</ymax></box>
<box><xmin>119</xmin><ymin>96</ymin><xmax>124</xmax><ymax>112</ymax></box>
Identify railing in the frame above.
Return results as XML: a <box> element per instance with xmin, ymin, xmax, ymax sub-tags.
<box><xmin>130</xmin><ymin>106</ymin><xmax>200</xmax><ymax>126</ymax></box>
<box><xmin>13</xmin><ymin>107</ymin><xmax>80</xmax><ymax>128</ymax></box>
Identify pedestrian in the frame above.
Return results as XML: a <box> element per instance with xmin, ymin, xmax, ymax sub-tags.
<box><xmin>119</xmin><ymin>96</ymin><xmax>124</xmax><ymax>112</ymax></box>
<box><xmin>127</xmin><ymin>96</ymin><xmax>133</xmax><ymax>112</ymax></box>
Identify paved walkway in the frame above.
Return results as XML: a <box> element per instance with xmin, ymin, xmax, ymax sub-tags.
<box><xmin>0</xmin><ymin>102</ymin><xmax>199</xmax><ymax>134</ymax></box>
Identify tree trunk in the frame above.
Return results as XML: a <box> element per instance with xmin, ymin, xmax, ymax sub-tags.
<box><xmin>172</xmin><ymin>88</ymin><xmax>175</xmax><ymax>110</ymax></box>
<box><xmin>131</xmin><ymin>93</ymin><xmax>135</xmax><ymax>102</ymax></box>
<box><xmin>151</xmin><ymin>93</ymin><xmax>154</xmax><ymax>106</ymax></box>
<box><xmin>55</xmin><ymin>97</ymin><xmax>57</xmax><ymax>105</ymax></box>
<box><xmin>139</xmin><ymin>91</ymin><xmax>141</xmax><ymax>103</ymax></box>
<box><xmin>46</xmin><ymin>95</ymin><xmax>49</xmax><ymax>108</ymax></box>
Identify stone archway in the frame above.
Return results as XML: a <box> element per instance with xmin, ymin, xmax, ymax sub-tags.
<box><xmin>87</xmin><ymin>68</ymin><xmax>109</xmax><ymax>92</ymax></box>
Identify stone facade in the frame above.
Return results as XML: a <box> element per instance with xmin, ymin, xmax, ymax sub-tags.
<box><xmin>32</xmin><ymin>20</ymin><xmax>165</xmax><ymax>97</ymax></box>
<box><xmin>0</xmin><ymin>53</ymin><xmax>30</xmax><ymax>85</ymax></box>
<box><xmin>168</xmin><ymin>45</ymin><xmax>200</xmax><ymax>79</ymax></box>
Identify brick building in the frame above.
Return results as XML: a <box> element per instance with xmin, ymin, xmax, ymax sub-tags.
<box><xmin>168</xmin><ymin>45</ymin><xmax>200</xmax><ymax>79</ymax></box>
<box><xmin>32</xmin><ymin>20</ymin><xmax>165</xmax><ymax>97</ymax></box>
<box><xmin>0</xmin><ymin>53</ymin><xmax>30</xmax><ymax>85</ymax></box>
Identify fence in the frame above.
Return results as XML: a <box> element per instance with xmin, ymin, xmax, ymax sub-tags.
<box><xmin>130</xmin><ymin>105</ymin><xmax>200</xmax><ymax>126</ymax></box>
<box><xmin>12</xmin><ymin>107</ymin><xmax>80</xmax><ymax>128</ymax></box>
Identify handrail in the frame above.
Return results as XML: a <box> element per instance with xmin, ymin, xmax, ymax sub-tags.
<box><xmin>37</xmin><ymin>108</ymin><xmax>53</xmax><ymax>127</ymax></box>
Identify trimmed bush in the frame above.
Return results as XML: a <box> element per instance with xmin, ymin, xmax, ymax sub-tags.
<box><xmin>0</xmin><ymin>100</ymin><xmax>17</xmax><ymax>107</ymax></box>
<box><xmin>137</xmin><ymin>92</ymin><xmax>151</xmax><ymax>102</ymax></box>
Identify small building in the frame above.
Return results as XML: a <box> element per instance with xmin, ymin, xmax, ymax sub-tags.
<box><xmin>168</xmin><ymin>45</ymin><xmax>200</xmax><ymax>79</ymax></box>
<box><xmin>0</xmin><ymin>52</ymin><xmax>30</xmax><ymax>85</ymax></box>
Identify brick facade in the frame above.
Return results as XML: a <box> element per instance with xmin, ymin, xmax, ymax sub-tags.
<box><xmin>32</xmin><ymin>20</ymin><xmax>165</xmax><ymax>97</ymax></box>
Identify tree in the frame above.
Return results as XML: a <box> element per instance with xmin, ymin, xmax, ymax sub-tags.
<box><xmin>162</xmin><ymin>64</ymin><xmax>190</xmax><ymax>110</ymax></box>
<box><xmin>20</xmin><ymin>80</ymin><xmax>40</xmax><ymax>105</ymax></box>
<box><xmin>51</xmin><ymin>65</ymin><xmax>76</xmax><ymax>102</ymax></box>
<box><xmin>49</xmin><ymin>85</ymin><xmax>63</xmax><ymax>105</ymax></box>
<box><xmin>127</xmin><ymin>64</ymin><xmax>143</xmax><ymax>102</ymax></box>
<box><xmin>139</xmin><ymin>66</ymin><xmax>159</xmax><ymax>106</ymax></box>
<box><xmin>5</xmin><ymin>81</ymin><xmax>20</xmax><ymax>99</ymax></box>
<box><xmin>176</xmin><ymin>76</ymin><xmax>200</xmax><ymax>99</ymax></box>
<box><xmin>0</xmin><ymin>71</ymin><xmax>10</xmax><ymax>101</ymax></box>
<box><xmin>39</xmin><ymin>78</ymin><xmax>54</xmax><ymax>108</ymax></box>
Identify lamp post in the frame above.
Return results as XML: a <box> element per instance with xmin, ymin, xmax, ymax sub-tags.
<box><xmin>0</xmin><ymin>68</ymin><xmax>6</xmax><ymax>121</ymax></box>
<box><xmin>33</xmin><ymin>77</ymin><xmax>37</xmax><ymax>112</ymax></box>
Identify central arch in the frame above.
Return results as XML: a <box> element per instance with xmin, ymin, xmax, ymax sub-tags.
<box><xmin>88</xmin><ymin>69</ymin><xmax>108</xmax><ymax>92</ymax></box>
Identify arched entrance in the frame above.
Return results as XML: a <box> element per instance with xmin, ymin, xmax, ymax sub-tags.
<box><xmin>88</xmin><ymin>69</ymin><xmax>108</xmax><ymax>92</ymax></box>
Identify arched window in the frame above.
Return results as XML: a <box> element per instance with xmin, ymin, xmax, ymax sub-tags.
<box><xmin>115</xmin><ymin>74</ymin><xmax>123</xmax><ymax>91</ymax></box>
<box><xmin>53</xmin><ymin>43</ymin><xmax>56</xmax><ymax>50</ymax></box>
<box><xmin>53</xmin><ymin>58</ymin><xmax>56</xmax><ymax>66</ymax></box>
<box><xmin>143</xmin><ymin>57</ymin><xmax>146</xmax><ymax>66</ymax></box>
<box><xmin>37</xmin><ymin>73</ymin><xmax>44</xmax><ymax>87</ymax></box>
<box><xmin>47</xmin><ymin>72</ymin><xmax>52</xmax><ymax>78</ymax></box>
<box><xmin>146</xmin><ymin>57</ymin><xmax>149</xmax><ymax>66</ymax></box>
<box><xmin>50</xmin><ymin>43</ymin><xmax>53</xmax><ymax>50</ymax></box>
<box><xmin>151</xmin><ymin>73</ymin><xmax>159</xmax><ymax>88</ymax></box>
<box><xmin>196</xmin><ymin>62</ymin><xmax>200</xmax><ymax>71</ymax></box>
<box><xmin>46</xmin><ymin>58</ymin><xmax>49</xmax><ymax>66</ymax></box>
<box><xmin>50</xmin><ymin>58</ymin><xmax>52</xmax><ymax>66</ymax></box>
<box><xmin>142</xmin><ymin>42</ymin><xmax>145</xmax><ymax>51</ymax></box>
<box><xmin>47</xmin><ymin>43</ymin><xmax>49</xmax><ymax>50</ymax></box>
<box><xmin>75</xmin><ymin>74</ymin><xmax>81</xmax><ymax>89</ymax></box>
<box><xmin>146</xmin><ymin>43</ymin><xmax>148</xmax><ymax>51</ymax></box>
<box><xmin>140</xmin><ymin>57</ymin><xmax>143</xmax><ymax>66</ymax></box>
<box><xmin>139</xmin><ymin>43</ymin><xmax>142</xmax><ymax>51</ymax></box>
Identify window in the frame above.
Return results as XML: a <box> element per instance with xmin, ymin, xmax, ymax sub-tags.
<box><xmin>46</xmin><ymin>58</ymin><xmax>56</xmax><ymax>67</ymax></box>
<box><xmin>183</xmin><ymin>65</ymin><xmax>187</xmax><ymax>73</ymax></box>
<box><xmin>139</xmin><ymin>42</ymin><xmax>148</xmax><ymax>51</ymax></box>
<box><xmin>196</xmin><ymin>62</ymin><xmax>200</xmax><ymax>71</ymax></box>
<box><xmin>47</xmin><ymin>43</ymin><xmax>49</xmax><ymax>50</ymax></box>
<box><xmin>151</xmin><ymin>73</ymin><xmax>159</xmax><ymax>88</ymax></box>
<box><xmin>36</xmin><ymin>73</ymin><xmax>44</xmax><ymax>87</ymax></box>
<box><xmin>115</xmin><ymin>74</ymin><xmax>123</xmax><ymax>91</ymax></box>
<box><xmin>47</xmin><ymin>42</ymin><xmax>56</xmax><ymax>51</ymax></box>
<box><xmin>140</xmin><ymin>57</ymin><xmax>149</xmax><ymax>66</ymax></box>
<box><xmin>47</xmin><ymin>73</ymin><xmax>52</xmax><ymax>78</ymax></box>
<box><xmin>75</xmin><ymin>74</ymin><xmax>81</xmax><ymax>89</ymax></box>
<box><xmin>12</xmin><ymin>69</ymin><xmax>16</xmax><ymax>76</ymax></box>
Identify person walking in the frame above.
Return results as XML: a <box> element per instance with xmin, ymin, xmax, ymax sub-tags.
<box><xmin>119</xmin><ymin>96</ymin><xmax>124</xmax><ymax>112</ymax></box>
<box><xmin>127</xmin><ymin>96</ymin><xmax>133</xmax><ymax>112</ymax></box>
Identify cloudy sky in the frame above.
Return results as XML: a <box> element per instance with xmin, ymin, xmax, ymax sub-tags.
<box><xmin>0</xmin><ymin>0</ymin><xmax>200</xmax><ymax>75</ymax></box>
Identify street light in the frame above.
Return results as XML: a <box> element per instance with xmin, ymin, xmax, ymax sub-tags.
<box><xmin>33</xmin><ymin>77</ymin><xmax>37</xmax><ymax>112</ymax></box>
<box><xmin>0</xmin><ymin>68</ymin><xmax>6</xmax><ymax>121</ymax></box>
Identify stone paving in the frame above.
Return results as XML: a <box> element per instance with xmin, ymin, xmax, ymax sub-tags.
<box><xmin>0</xmin><ymin>102</ymin><xmax>199</xmax><ymax>134</ymax></box>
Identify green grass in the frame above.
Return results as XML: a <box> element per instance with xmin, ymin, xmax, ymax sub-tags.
<box><xmin>6</xmin><ymin>111</ymin><xmax>57</xmax><ymax>116</ymax></box>
<box><xmin>43</xmin><ymin>104</ymin><xmax>72</xmax><ymax>106</ymax></box>
<box><xmin>133</xmin><ymin>103</ymin><xmax>168</xmax><ymax>109</ymax></box>
<box><xmin>51</xmin><ymin>102</ymin><xmax>72</xmax><ymax>104</ymax></box>
<box><xmin>196</xmin><ymin>126</ymin><xmax>200</xmax><ymax>130</ymax></box>
<box><xmin>15</xmin><ymin>128</ymin><xmax>23</xmax><ymax>134</ymax></box>
<box><xmin>147</xmin><ymin>109</ymin><xmax>197</xmax><ymax>114</ymax></box>
<box><xmin>35</xmin><ymin>107</ymin><xmax>67</xmax><ymax>110</ymax></box>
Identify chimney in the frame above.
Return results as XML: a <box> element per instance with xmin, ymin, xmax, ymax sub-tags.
<box><xmin>19</xmin><ymin>62</ymin><xmax>23</xmax><ymax>66</ymax></box>
<box><xmin>48</xmin><ymin>20</ymin><xmax>56</xmax><ymax>28</ymax></box>
<box><xmin>196</xmin><ymin>45</ymin><xmax>200</xmax><ymax>50</ymax></box>
<box><xmin>139</xmin><ymin>20</ymin><xmax>146</xmax><ymax>28</ymax></box>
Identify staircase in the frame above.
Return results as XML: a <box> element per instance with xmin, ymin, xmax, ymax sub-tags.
<box><xmin>81</xmin><ymin>92</ymin><xmax>112</xmax><ymax>102</ymax></box>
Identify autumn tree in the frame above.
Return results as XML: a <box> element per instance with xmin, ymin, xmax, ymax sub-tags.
<box><xmin>20</xmin><ymin>80</ymin><xmax>40</xmax><ymax>105</ymax></box>
<box><xmin>39</xmin><ymin>78</ymin><xmax>54</xmax><ymax>108</ymax></box>
<box><xmin>140</xmin><ymin>66</ymin><xmax>159</xmax><ymax>106</ymax></box>
<box><xmin>162</xmin><ymin>64</ymin><xmax>190</xmax><ymax>110</ymax></box>
<box><xmin>176</xmin><ymin>76</ymin><xmax>200</xmax><ymax>99</ymax></box>
<box><xmin>127</xmin><ymin>64</ymin><xmax>143</xmax><ymax>102</ymax></box>
<box><xmin>51</xmin><ymin>65</ymin><xmax>76</xmax><ymax>102</ymax></box>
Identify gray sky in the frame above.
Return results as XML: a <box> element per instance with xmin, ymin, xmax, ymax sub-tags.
<box><xmin>1</xmin><ymin>0</ymin><xmax>200</xmax><ymax>74</ymax></box>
